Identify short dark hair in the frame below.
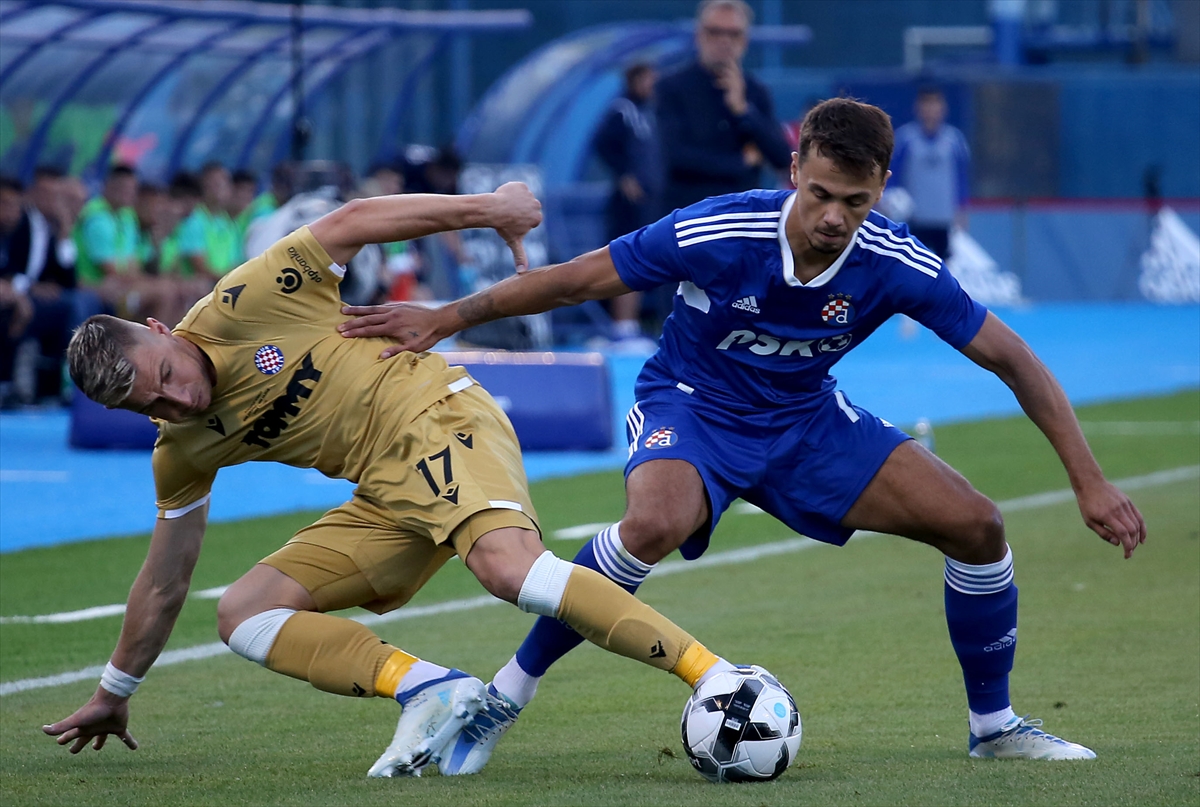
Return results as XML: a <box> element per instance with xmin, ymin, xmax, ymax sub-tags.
<box><xmin>34</xmin><ymin>165</ymin><xmax>66</xmax><ymax>182</ymax></box>
<box><xmin>0</xmin><ymin>175</ymin><xmax>24</xmax><ymax>193</ymax></box>
<box><xmin>798</xmin><ymin>98</ymin><xmax>894</xmax><ymax>180</ymax></box>
<box><xmin>231</xmin><ymin>169</ymin><xmax>257</xmax><ymax>186</ymax></box>
<box><xmin>916</xmin><ymin>85</ymin><xmax>945</xmax><ymax>101</ymax></box>
<box><xmin>168</xmin><ymin>171</ymin><xmax>202</xmax><ymax>199</ymax></box>
<box><xmin>624</xmin><ymin>62</ymin><xmax>654</xmax><ymax>87</ymax></box>
<box><xmin>108</xmin><ymin>164</ymin><xmax>136</xmax><ymax>180</ymax></box>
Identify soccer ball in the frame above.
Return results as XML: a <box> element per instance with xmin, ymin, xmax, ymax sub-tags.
<box><xmin>680</xmin><ymin>665</ymin><xmax>801</xmax><ymax>783</ymax></box>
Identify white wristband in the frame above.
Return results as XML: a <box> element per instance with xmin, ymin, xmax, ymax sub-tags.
<box><xmin>99</xmin><ymin>662</ymin><xmax>144</xmax><ymax>698</ymax></box>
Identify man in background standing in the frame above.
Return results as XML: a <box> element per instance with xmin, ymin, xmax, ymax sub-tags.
<box><xmin>594</xmin><ymin>62</ymin><xmax>663</xmax><ymax>349</ymax></box>
<box><xmin>655</xmin><ymin>0</ymin><xmax>791</xmax><ymax>213</ymax></box>
<box><xmin>891</xmin><ymin>86</ymin><xmax>971</xmax><ymax>260</ymax></box>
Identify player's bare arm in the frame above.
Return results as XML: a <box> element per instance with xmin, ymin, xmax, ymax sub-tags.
<box><xmin>308</xmin><ymin>181</ymin><xmax>542</xmax><ymax>269</ymax></box>
<box><xmin>338</xmin><ymin>246</ymin><xmax>632</xmax><ymax>358</ymax></box>
<box><xmin>43</xmin><ymin>506</ymin><xmax>208</xmax><ymax>753</ymax></box>
<box><xmin>961</xmin><ymin>312</ymin><xmax>1146</xmax><ymax>557</ymax></box>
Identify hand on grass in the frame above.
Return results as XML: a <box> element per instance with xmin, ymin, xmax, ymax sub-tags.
<box><xmin>43</xmin><ymin>689</ymin><xmax>138</xmax><ymax>754</ymax></box>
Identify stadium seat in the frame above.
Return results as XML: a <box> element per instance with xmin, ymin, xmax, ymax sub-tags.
<box><xmin>441</xmin><ymin>351</ymin><xmax>612</xmax><ymax>451</ymax></box>
<box><xmin>69</xmin><ymin>388</ymin><xmax>158</xmax><ymax>450</ymax></box>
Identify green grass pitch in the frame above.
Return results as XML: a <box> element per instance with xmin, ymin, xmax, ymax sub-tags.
<box><xmin>1</xmin><ymin>390</ymin><xmax>1197</xmax><ymax>806</ymax></box>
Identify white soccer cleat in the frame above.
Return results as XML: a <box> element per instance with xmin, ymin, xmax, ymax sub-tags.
<box><xmin>367</xmin><ymin>672</ymin><xmax>487</xmax><ymax>778</ymax></box>
<box><xmin>437</xmin><ymin>684</ymin><xmax>522</xmax><ymax>776</ymax></box>
<box><xmin>968</xmin><ymin>716</ymin><xmax>1097</xmax><ymax>760</ymax></box>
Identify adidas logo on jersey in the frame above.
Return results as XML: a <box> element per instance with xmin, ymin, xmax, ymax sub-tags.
<box><xmin>732</xmin><ymin>296</ymin><xmax>760</xmax><ymax>314</ymax></box>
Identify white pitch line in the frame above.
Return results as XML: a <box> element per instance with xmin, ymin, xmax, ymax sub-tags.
<box><xmin>0</xmin><ymin>585</ymin><xmax>233</xmax><ymax>625</ymax></box>
<box><xmin>553</xmin><ymin>522</ymin><xmax>613</xmax><ymax>540</ymax></box>
<box><xmin>2</xmin><ymin>464</ymin><xmax>1196</xmax><ymax>697</ymax></box>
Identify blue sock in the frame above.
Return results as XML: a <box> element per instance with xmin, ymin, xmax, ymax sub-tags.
<box><xmin>944</xmin><ymin>546</ymin><xmax>1018</xmax><ymax>716</ymax></box>
<box><xmin>514</xmin><ymin>524</ymin><xmax>653</xmax><ymax>677</ymax></box>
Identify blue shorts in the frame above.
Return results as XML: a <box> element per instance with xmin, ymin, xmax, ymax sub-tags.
<box><xmin>625</xmin><ymin>386</ymin><xmax>910</xmax><ymax>559</ymax></box>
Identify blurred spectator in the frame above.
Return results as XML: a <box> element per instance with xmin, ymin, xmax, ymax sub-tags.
<box><xmin>236</xmin><ymin>164</ymin><xmax>292</xmax><ymax>247</ymax></box>
<box><xmin>656</xmin><ymin>0</ymin><xmax>791</xmax><ymax>213</ymax></box>
<box><xmin>366</xmin><ymin>162</ymin><xmax>404</xmax><ymax>197</ymax></box>
<box><xmin>228</xmin><ymin>169</ymin><xmax>258</xmax><ymax>222</ymax></box>
<box><xmin>166</xmin><ymin>171</ymin><xmax>213</xmax><ymax>282</ymax></box>
<box><xmin>134</xmin><ymin>183</ymin><xmax>170</xmax><ymax>275</ymax></box>
<box><xmin>890</xmin><ymin>86</ymin><xmax>971</xmax><ymax>259</ymax></box>
<box><xmin>198</xmin><ymin>162</ymin><xmax>242</xmax><ymax>275</ymax></box>
<box><xmin>594</xmin><ymin>61</ymin><xmax>663</xmax><ymax>349</ymax></box>
<box><xmin>357</xmin><ymin>164</ymin><xmax>425</xmax><ymax>302</ymax></box>
<box><xmin>0</xmin><ymin>174</ymin><xmax>73</xmax><ymax>405</ymax></box>
<box><xmin>72</xmin><ymin>164</ymin><xmax>143</xmax><ymax>314</ymax></box>
<box><xmin>405</xmin><ymin>147</ymin><xmax>468</xmax><ymax>300</ymax></box>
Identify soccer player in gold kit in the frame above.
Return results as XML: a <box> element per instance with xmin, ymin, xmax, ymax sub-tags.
<box><xmin>43</xmin><ymin>183</ymin><xmax>735</xmax><ymax>777</ymax></box>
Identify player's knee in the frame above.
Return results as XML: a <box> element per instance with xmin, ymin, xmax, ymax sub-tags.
<box><xmin>465</xmin><ymin>527</ymin><xmax>544</xmax><ymax>604</ymax></box>
<box><xmin>619</xmin><ymin>512</ymin><xmax>692</xmax><ymax>565</ymax></box>
<box><xmin>956</xmin><ymin>498</ymin><xmax>1005</xmax><ymax>563</ymax></box>
<box><xmin>215</xmin><ymin>593</ymin><xmax>244</xmax><ymax>645</ymax></box>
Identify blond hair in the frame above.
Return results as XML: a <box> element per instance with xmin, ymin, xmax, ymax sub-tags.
<box><xmin>67</xmin><ymin>315</ymin><xmax>139</xmax><ymax>407</ymax></box>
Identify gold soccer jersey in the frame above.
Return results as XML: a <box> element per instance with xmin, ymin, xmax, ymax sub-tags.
<box><xmin>152</xmin><ymin>227</ymin><xmax>474</xmax><ymax>517</ymax></box>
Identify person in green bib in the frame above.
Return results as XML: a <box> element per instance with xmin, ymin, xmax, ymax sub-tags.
<box><xmin>73</xmin><ymin>165</ymin><xmax>140</xmax><ymax>292</ymax></box>
<box><xmin>198</xmin><ymin>163</ymin><xmax>243</xmax><ymax>276</ymax></box>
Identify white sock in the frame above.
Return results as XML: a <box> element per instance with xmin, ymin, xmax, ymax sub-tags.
<box><xmin>695</xmin><ymin>659</ymin><xmax>736</xmax><ymax>689</ymax></box>
<box><xmin>613</xmin><ymin>319</ymin><xmax>640</xmax><ymax>339</ymax></box>
<box><xmin>492</xmin><ymin>656</ymin><xmax>539</xmax><ymax>708</ymax></box>
<box><xmin>395</xmin><ymin>660</ymin><xmax>453</xmax><ymax>701</ymax></box>
<box><xmin>227</xmin><ymin>608</ymin><xmax>295</xmax><ymax>665</ymax></box>
<box><xmin>970</xmin><ymin>706</ymin><xmax>1017</xmax><ymax>737</ymax></box>
<box><xmin>592</xmin><ymin>523</ymin><xmax>655</xmax><ymax>588</ymax></box>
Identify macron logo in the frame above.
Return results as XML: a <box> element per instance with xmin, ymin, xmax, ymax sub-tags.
<box><xmin>732</xmin><ymin>296</ymin><xmax>760</xmax><ymax>314</ymax></box>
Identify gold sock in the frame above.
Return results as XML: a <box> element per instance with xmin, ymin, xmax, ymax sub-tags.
<box><xmin>374</xmin><ymin>650</ymin><xmax>418</xmax><ymax>699</ymax></box>
<box><xmin>556</xmin><ymin>566</ymin><xmax>719</xmax><ymax>684</ymax></box>
<box><xmin>263</xmin><ymin>611</ymin><xmax>405</xmax><ymax>698</ymax></box>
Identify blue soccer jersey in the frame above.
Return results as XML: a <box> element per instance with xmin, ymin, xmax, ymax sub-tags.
<box><xmin>609</xmin><ymin>190</ymin><xmax>988</xmax><ymax>410</ymax></box>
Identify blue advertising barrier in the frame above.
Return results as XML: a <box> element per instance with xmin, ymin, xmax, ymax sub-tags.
<box><xmin>442</xmin><ymin>351</ymin><xmax>612</xmax><ymax>452</ymax></box>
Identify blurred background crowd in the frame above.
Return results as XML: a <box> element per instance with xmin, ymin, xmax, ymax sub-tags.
<box><xmin>1</xmin><ymin>0</ymin><xmax>1197</xmax><ymax>410</ymax></box>
<box><xmin>0</xmin><ymin>148</ymin><xmax>474</xmax><ymax>407</ymax></box>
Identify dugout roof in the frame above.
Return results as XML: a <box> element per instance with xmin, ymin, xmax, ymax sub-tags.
<box><xmin>0</xmin><ymin>0</ymin><xmax>531</xmax><ymax>183</ymax></box>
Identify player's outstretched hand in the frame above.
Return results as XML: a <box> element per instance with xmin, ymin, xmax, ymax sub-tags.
<box><xmin>339</xmin><ymin>302</ymin><xmax>439</xmax><ymax>359</ymax></box>
<box><xmin>1077</xmin><ymin>479</ymin><xmax>1146</xmax><ymax>559</ymax></box>
<box><xmin>489</xmin><ymin>181</ymin><xmax>542</xmax><ymax>273</ymax></box>
<box><xmin>43</xmin><ymin>689</ymin><xmax>138</xmax><ymax>754</ymax></box>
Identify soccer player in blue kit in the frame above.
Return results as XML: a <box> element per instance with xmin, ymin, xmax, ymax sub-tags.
<box><xmin>339</xmin><ymin>98</ymin><xmax>1146</xmax><ymax>773</ymax></box>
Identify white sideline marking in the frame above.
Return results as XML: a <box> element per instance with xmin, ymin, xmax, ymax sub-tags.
<box><xmin>553</xmin><ymin>522</ymin><xmax>611</xmax><ymax>540</ymax></box>
<box><xmin>0</xmin><ymin>585</ymin><xmax>232</xmax><ymax>625</ymax></box>
<box><xmin>0</xmin><ymin>596</ymin><xmax>505</xmax><ymax>697</ymax></box>
<box><xmin>3</xmin><ymin>464</ymin><xmax>1196</xmax><ymax>697</ymax></box>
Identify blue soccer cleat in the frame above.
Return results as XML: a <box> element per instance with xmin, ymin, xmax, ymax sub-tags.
<box><xmin>367</xmin><ymin>671</ymin><xmax>487</xmax><ymax>778</ymax></box>
<box><xmin>437</xmin><ymin>683</ymin><xmax>522</xmax><ymax>776</ymax></box>
<box><xmin>969</xmin><ymin>716</ymin><xmax>1096</xmax><ymax>760</ymax></box>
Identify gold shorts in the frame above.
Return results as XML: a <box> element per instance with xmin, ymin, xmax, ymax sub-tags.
<box><xmin>261</xmin><ymin>382</ymin><xmax>539</xmax><ymax>615</ymax></box>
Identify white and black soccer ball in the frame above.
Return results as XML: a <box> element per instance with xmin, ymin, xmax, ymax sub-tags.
<box><xmin>680</xmin><ymin>665</ymin><xmax>801</xmax><ymax>783</ymax></box>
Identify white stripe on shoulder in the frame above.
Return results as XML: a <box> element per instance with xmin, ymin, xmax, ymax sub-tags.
<box><xmin>674</xmin><ymin>210</ymin><xmax>780</xmax><ymax>230</ymax></box>
<box><xmin>855</xmin><ymin>237</ymin><xmax>939</xmax><ymax>278</ymax></box>
<box><xmin>677</xmin><ymin>230</ymin><xmax>778</xmax><ymax>248</ymax></box>
<box><xmin>859</xmin><ymin>220</ymin><xmax>941</xmax><ymax>266</ymax></box>
<box><xmin>675</xmin><ymin>220</ymin><xmax>778</xmax><ymax>240</ymax></box>
<box><xmin>856</xmin><ymin>227</ymin><xmax>941</xmax><ymax>272</ymax></box>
